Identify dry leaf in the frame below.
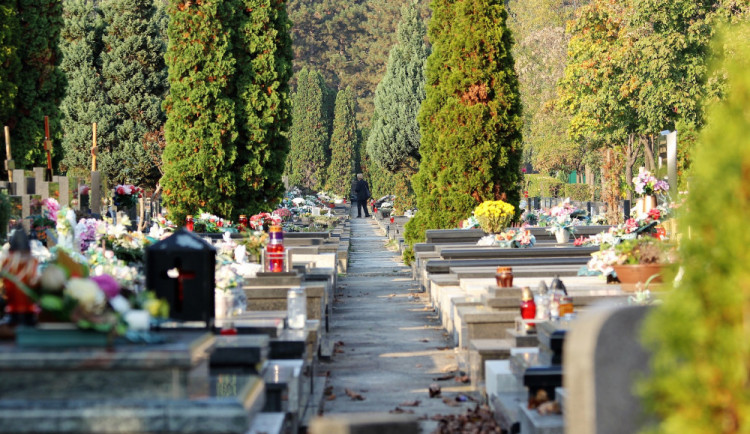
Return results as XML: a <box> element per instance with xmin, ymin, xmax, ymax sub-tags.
<box><xmin>420</xmin><ymin>338</ymin><xmax>429</xmax><ymax>343</ymax></box>
<box><xmin>390</xmin><ymin>407</ymin><xmax>415</xmax><ymax>414</ymax></box>
<box><xmin>455</xmin><ymin>375</ymin><xmax>470</xmax><ymax>384</ymax></box>
<box><xmin>326</xmin><ymin>394</ymin><xmax>337</xmax><ymax>401</ymax></box>
<box><xmin>399</xmin><ymin>400</ymin><xmax>421</xmax><ymax>407</ymax></box>
<box><xmin>324</xmin><ymin>386</ymin><xmax>333</xmax><ymax>396</ymax></box>
<box><xmin>432</xmin><ymin>374</ymin><xmax>454</xmax><ymax>381</ymax></box>
<box><xmin>345</xmin><ymin>388</ymin><xmax>365</xmax><ymax>401</ymax></box>
<box><xmin>415</xmin><ymin>364</ymin><xmax>423</xmax><ymax>368</ymax></box>
<box><xmin>436</xmin><ymin>346</ymin><xmax>451</xmax><ymax>351</ymax></box>
<box><xmin>442</xmin><ymin>397</ymin><xmax>460</xmax><ymax>407</ymax></box>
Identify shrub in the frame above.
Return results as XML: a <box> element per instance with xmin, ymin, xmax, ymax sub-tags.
<box><xmin>563</xmin><ymin>183</ymin><xmax>593</xmax><ymax>201</ymax></box>
<box><xmin>525</xmin><ymin>174</ymin><xmax>564</xmax><ymax>197</ymax></box>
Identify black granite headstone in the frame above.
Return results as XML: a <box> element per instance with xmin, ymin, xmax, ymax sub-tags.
<box><xmin>146</xmin><ymin>228</ymin><xmax>216</xmax><ymax>326</ymax></box>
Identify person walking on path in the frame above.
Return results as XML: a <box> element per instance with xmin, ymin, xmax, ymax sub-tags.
<box><xmin>354</xmin><ymin>173</ymin><xmax>371</xmax><ymax>218</ymax></box>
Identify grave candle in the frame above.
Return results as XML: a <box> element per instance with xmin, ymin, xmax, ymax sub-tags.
<box><xmin>520</xmin><ymin>287</ymin><xmax>536</xmax><ymax>332</ymax></box>
<box><xmin>266</xmin><ymin>224</ymin><xmax>285</xmax><ymax>272</ymax></box>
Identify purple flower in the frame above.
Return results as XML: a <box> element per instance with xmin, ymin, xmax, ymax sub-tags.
<box><xmin>91</xmin><ymin>274</ymin><xmax>121</xmax><ymax>300</ymax></box>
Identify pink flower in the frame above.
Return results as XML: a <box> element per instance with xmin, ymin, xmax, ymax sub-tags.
<box><xmin>91</xmin><ymin>274</ymin><xmax>120</xmax><ymax>300</ymax></box>
<box><xmin>42</xmin><ymin>198</ymin><xmax>60</xmax><ymax>221</ymax></box>
<box><xmin>116</xmin><ymin>186</ymin><xmax>125</xmax><ymax>195</ymax></box>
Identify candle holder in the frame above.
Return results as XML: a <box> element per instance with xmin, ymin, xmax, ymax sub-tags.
<box><xmin>495</xmin><ymin>266</ymin><xmax>513</xmax><ymax>288</ymax></box>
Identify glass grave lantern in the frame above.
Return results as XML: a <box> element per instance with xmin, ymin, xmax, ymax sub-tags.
<box><xmin>146</xmin><ymin>228</ymin><xmax>216</xmax><ymax>327</ymax></box>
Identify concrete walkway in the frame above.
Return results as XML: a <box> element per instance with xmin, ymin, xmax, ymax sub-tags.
<box><xmin>320</xmin><ymin>213</ymin><xmax>478</xmax><ymax>430</ymax></box>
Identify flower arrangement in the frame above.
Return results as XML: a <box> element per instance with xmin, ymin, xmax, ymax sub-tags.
<box><xmin>540</xmin><ymin>199</ymin><xmax>587</xmax><ymax>234</ymax></box>
<box><xmin>634</xmin><ymin>168</ymin><xmax>669</xmax><ymax>196</ymax></box>
<box><xmin>473</xmin><ymin>200</ymin><xmax>515</xmax><ymax>234</ymax></box>
<box><xmin>272</xmin><ymin>207</ymin><xmax>292</xmax><ymax>221</ymax></box>
<box><xmin>30</xmin><ymin>198</ymin><xmax>59</xmax><ymax>244</ymax></box>
<box><xmin>113</xmin><ymin>184</ymin><xmax>143</xmax><ymax>210</ymax></box>
<box><xmin>477</xmin><ymin>229</ymin><xmax>536</xmax><ymax>248</ymax></box>
<box><xmin>239</xmin><ymin>230</ymin><xmax>268</xmax><ymax>261</ymax></box>
<box><xmin>461</xmin><ymin>215</ymin><xmax>480</xmax><ymax>229</ymax></box>
<box><xmin>97</xmin><ymin>216</ymin><xmax>152</xmax><ymax>263</ymax></box>
<box><xmin>193</xmin><ymin>210</ymin><xmax>236</xmax><ymax>233</ymax></box>
<box><xmin>249</xmin><ymin>212</ymin><xmax>282</xmax><ymax>231</ymax></box>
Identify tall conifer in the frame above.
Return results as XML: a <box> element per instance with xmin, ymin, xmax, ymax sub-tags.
<box><xmin>404</xmin><ymin>0</ymin><xmax>523</xmax><ymax>244</ymax></box>
<box><xmin>12</xmin><ymin>0</ymin><xmax>65</xmax><ymax>167</ymax></box>
<box><xmin>0</xmin><ymin>0</ymin><xmax>20</xmax><ymax>135</ymax></box>
<box><xmin>326</xmin><ymin>87</ymin><xmax>357</xmax><ymax>197</ymax></box>
<box><xmin>99</xmin><ymin>0</ymin><xmax>166</xmax><ymax>188</ymax></box>
<box><xmin>367</xmin><ymin>1</ymin><xmax>428</xmax><ymax>174</ymax></box>
<box><xmin>59</xmin><ymin>0</ymin><xmax>106</xmax><ymax>177</ymax></box>
<box><xmin>286</xmin><ymin>68</ymin><xmax>331</xmax><ymax>191</ymax></box>
<box><xmin>162</xmin><ymin>0</ymin><xmax>238</xmax><ymax>222</ymax></box>
<box><xmin>231</xmin><ymin>0</ymin><xmax>293</xmax><ymax>214</ymax></box>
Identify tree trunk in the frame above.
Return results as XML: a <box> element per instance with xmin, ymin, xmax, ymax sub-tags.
<box><xmin>643</xmin><ymin>135</ymin><xmax>656</xmax><ymax>171</ymax></box>
<box><xmin>624</xmin><ymin>134</ymin><xmax>642</xmax><ymax>202</ymax></box>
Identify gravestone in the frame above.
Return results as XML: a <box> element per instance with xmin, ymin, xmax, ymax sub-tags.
<box><xmin>564</xmin><ymin>305</ymin><xmax>654</xmax><ymax>434</ymax></box>
<box><xmin>146</xmin><ymin>228</ymin><xmax>216</xmax><ymax>326</ymax></box>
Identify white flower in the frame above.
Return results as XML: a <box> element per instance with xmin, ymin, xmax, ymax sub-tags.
<box><xmin>65</xmin><ymin>278</ymin><xmax>106</xmax><ymax>313</ymax></box>
<box><xmin>109</xmin><ymin>294</ymin><xmax>132</xmax><ymax>314</ymax></box>
<box><xmin>40</xmin><ymin>265</ymin><xmax>66</xmax><ymax>292</ymax></box>
<box><xmin>234</xmin><ymin>245</ymin><xmax>247</xmax><ymax>263</ymax></box>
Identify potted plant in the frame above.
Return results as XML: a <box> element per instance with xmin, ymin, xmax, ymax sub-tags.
<box><xmin>473</xmin><ymin>200</ymin><xmax>515</xmax><ymax>234</ymax></box>
<box><xmin>595</xmin><ymin>237</ymin><xmax>675</xmax><ymax>291</ymax></box>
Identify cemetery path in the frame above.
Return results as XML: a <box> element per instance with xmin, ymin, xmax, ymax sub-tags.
<box><xmin>320</xmin><ymin>214</ymin><xmax>477</xmax><ymax>430</ymax></box>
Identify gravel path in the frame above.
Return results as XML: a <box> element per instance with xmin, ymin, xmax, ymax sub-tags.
<box><xmin>320</xmin><ymin>213</ymin><xmax>479</xmax><ymax>431</ymax></box>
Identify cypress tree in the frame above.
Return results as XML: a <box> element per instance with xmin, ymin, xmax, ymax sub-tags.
<box><xmin>12</xmin><ymin>0</ymin><xmax>66</xmax><ymax>167</ymax></box>
<box><xmin>404</xmin><ymin>0</ymin><xmax>523</xmax><ymax>244</ymax></box>
<box><xmin>162</xmin><ymin>0</ymin><xmax>238</xmax><ymax>222</ymax></box>
<box><xmin>326</xmin><ymin>86</ymin><xmax>357</xmax><ymax>197</ymax></box>
<box><xmin>286</xmin><ymin>68</ymin><xmax>331</xmax><ymax>191</ymax></box>
<box><xmin>0</xmin><ymin>0</ymin><xmax>20</xmax><ymax>135</ymax></box>
<box><xmin>59</xmin><ymin>0</ymin><xmax>107</xmax><ymax>178</ymax></box>
<box><xmin>99</xmin><ymin>0</ymin><xmax>166</xmax><ymax>188</ymax></box>
<box><xmin>367</xmin><ymin>0</ymin><xmax>428</xmax><ymax>174</ymax></box>
<box><xmin>231</xmin><ymin>0</ymin><xmax>293</xmax><ymax>214</ymax></box>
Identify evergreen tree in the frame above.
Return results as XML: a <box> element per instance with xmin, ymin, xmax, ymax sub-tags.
<box><xmin>404</xmin><ymin>0</ymin><xmax>523</xmax><ymax>245</ymax></box>
<box><xmin>59</xmin><ymin>0</ymin><xmax>107</xmax><ymax>178</ymax></box>
<box><xmin>0</xmin><ymin>0</ymin><xmax>20</xmax><ymax>136</ymax></box>
<box><xmin>326</xmin><ymin>86</ymin><xmax>357</xmax><ymax>197</ymax></box>
<box><xmin>11</xmin><ymin>0</ymin><xmax>65</xmax><ymax>167</ymax></box>
<box><xmin>286</xmin><ymin>68</ymin><xmax>331</xmax><ymax>191</ymax></box>
<box><xmin>230</xmin><ymin>0</ymin><xmax>293</xmax><ymax>214</ymax></box>
<box><xmin>367</xmin><ymin>0</ymin><xmax>428</xmax><ymax>174</ymax></box>
<box><xmin>99</xmin><ymin>0</ymin><xmax>166</xmax><ymax>188</ymax></box>
<box><xmin>162</xmin><ymin>0</ymin><xmax>239</xmax><ymax>222</ymax></box>
<box><xmin>640</xmin><ymin>24</ymin><xmax>750</xmax><ymax>433</ymax></box>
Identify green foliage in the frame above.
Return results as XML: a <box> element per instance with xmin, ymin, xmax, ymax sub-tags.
<box><xmin>162</xmin><ymin>0</ymin><xmax>239</xmax><ymax>222</ymax></box>
<box><xmin>524</xmin><ymin>174</ymin><xmax>564</xmax><ymax>198</ymax></box>
<box><xmin>230</xmin><ymin>0</ymin><xmax>293</xmax><ymax>215</ymax></box>
<box><xmin>286</xmin><ymin>68</ymin><xmax>331</xmax><ymax>191</ymax></box>
<box><xmin>59</xmin><ymin>0</ymin><xmax>106</xmax><ymax>178</ymax></box>
<box><xmin>99</xmin><ymin>0</ymin><xmax>166</xmax><ymax>188</ymax></box>
<box><xmin>563</xmin><ymin>183</ymin><xmax>592</xmax><ymax>201</ymax></box>
<box><xmin>404</xmin><ymin>0</ymin><xmax>523</xmax><ymax>246</ymax></box>
<box><xmin>11</xmin><ymin>0</ymin><xmax>66</xmax><ymax>168</ymax></box>
<box><xmin>367</xmin><ymin>1</ymin><xmax>429</xmax><ymax>174</ymax></box>
<box><xmin>639</xmin><ymin>24</ymin><xmax>750</xmax><ymax>433</ymax></box>
<box><xmin>287</xmin><ymin>0</ymin><xmax>430</xmax><ymax>123</ymax></box>
<box><xmin>163</xmin><ymin>0</ymin><xmax>292</xmax><ymax>222</ymax></box>
<box><xmin>0</xmin><ymin>0</ymin><xmax>20</xmax><ymax>130</ymax></box>
<box><xmin>326</xmin><ymin>87</ymin><xmax>357</xmax><ymax>197</ymax></box>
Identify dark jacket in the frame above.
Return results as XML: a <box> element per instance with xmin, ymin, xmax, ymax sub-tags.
<box><xmin>354</xmin><ymin>179</ymin><xmax>370</xmax><ymax>202</ymax></box>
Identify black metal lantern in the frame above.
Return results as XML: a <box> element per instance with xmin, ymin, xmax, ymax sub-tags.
<box><xmin>146</xmin><ymin>228</ymin><xmax>216</xmax><ymax>326</ymax></box>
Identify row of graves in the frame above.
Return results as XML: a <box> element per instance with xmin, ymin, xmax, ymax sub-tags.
<box><xmin>376</xmin><ymin>171</ymin><xmax>676</xmax><ymax>433</ymax></box>
<box><xmin>0</xmin><ymin>157</ymin><xmax>353</xmax><ymax>432</ymax></box>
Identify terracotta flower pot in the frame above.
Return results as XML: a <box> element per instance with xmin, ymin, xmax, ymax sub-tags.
<box><xmin>612</xmin><ymin>263</ymin><xmax>664</xmax><ymax>292</ymax></box>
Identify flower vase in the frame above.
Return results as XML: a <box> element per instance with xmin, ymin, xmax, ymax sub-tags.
<box><xmin>215</xmin><ymin>291</ymin><xmax>234</xmax><ymax>319</ymax></box>
<box><xmin>554</xmin><ymin>228</ymin><xmax>571</xmax><ymax>244</ymax></box>
<box><xmin>637</xmin><ymin>195</ymin><xmax>657</xmax><ymax>216</ymax></box>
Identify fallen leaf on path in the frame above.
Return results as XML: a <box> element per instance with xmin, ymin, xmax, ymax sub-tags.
<box><xmin>345</xmin><ymin>388</ymin><xmax>365</xmax><ymax>401</ymax></box>
<box><xmin>334</xmin><ymin>348</ymin><xmax>345</xmax><ymax>354</ymax></box>
<box><xmin>431</xmin><ymin>414</ymin><xmax>446</xmax><ymax>421</ymax></box>
<box><xmin>390</xmin><ymin>407</ymin><xmax>415</xmax><ymax>414</ymax></box>
<box><xmin>336</xmin><ymin>341</ymin><xmax>345</xmax><ymax>346</ymax></box>
<box><xmin>415</xmin><ymin>364</ymin><xmax>423</xmax><ymax>368</ymax></box>
<box><xmin>442</xmin><ymin>365</ymin><xmax>458</xmax><ymax>373</ymax></box>
<box><xmin>442</xmin><ymin>397</ymin><xmax>460</xmax><ymax>407</ymax></box>
<box><xmin>436</xmin><ymin>346</ymin><xmax>451</xmax><ymax>351</ymax></box>
<box><xmin>326</xmin><ymin>394</ymin><xmax>337</xmax><ymax>401</ymax></box>
<box><xmin>432</xmin><ymin>374</ymin><xmax>454</xmax><ymax>381</ymax></box>
<box><xmin>399</xmin><ymin>400</ymin><xmax>421</xmax><ymax>407</ymax></box>
<box><xmin>388</xmin><ymin>294</ymin><xmax>396</xmax><ymax>298</ymax></box>
<box><xmin>429</xmin><ymin>383</ymin><xmax>441</xmax><ymax>398</ymax></box>
<box><xmin>324</xmin><ymin>386</ymin><xmax>333</xmax><ymax>396</ymax></box>
<box><xmin>455</xmin><ymin>375</ymin><xmax>470</xmax><ymax>384</ymax></box>
<box><xmin>419</xmin><ymin>338</ymin><xmax>429</xmax><ymax>343</ymax></box>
